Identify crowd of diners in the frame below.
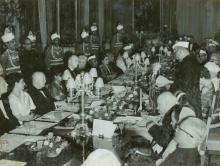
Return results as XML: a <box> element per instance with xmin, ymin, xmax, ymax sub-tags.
<box><xmin>0</xmin><ymin>22</ymin><xmax>220</xmax><ymax>166</ymax></box>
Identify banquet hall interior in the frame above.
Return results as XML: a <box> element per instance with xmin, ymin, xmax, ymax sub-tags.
<box><xmin>0</xmin><ymin>0</ymin><xmax>220</xmax><ymax>166</ymax></box>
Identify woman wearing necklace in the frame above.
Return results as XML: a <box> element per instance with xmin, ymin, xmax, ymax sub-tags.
<box><xmin>1</xmin><ymin>28</ymin><xmax>21</xmax><ymax>75</ymax></box>
<box><xmin>8</xmin><ymin>73</ymin><xmax>36</xmax><ymax>124</ymax></box>
<box><xmin>45</xmin><ymin>33</ymin><xmax>64</xmax><ymax>70</ymax></box>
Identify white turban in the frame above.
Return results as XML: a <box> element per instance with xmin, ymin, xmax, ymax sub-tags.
<box><xmin>27</xmin><ymin>31</ymin><xmax>36</xmax><ymax>42</ymax></box>
<box><xmin>88</xmin><ymin>55</ymin><xmax>96</xmax><ymax>61</ymax></box>
<box><xmin>116</xmin><ymin>24</ymin><xmax>123</xmax><ymax>31</ymax></box>
<box><xmin>51</xmin><ymin>33</ymin><xmax>60</xmax><ymax>41</ymax></box>
<box><xmin>123</xmin><ymin>43</ymin><xmax>133</xmax><ymax>51</ymax></box>
<box><xmin>1</xmin><ymin>28</ymin><xmax>15</xmax><ymax>43</ymax></box>
<box><xmin>81</xmin><ymin>30</ymin><xmax>89</xmax><ymax>39</ymax></box>
<box><xmin>91</xmin><ymin>25</ymin><xmax>97</xmax><ymax>32</ymax></box>
<box><xmin>172</xmin><ymin>41</ymin><xmax>189</xmax><ymax>50</ymax></box>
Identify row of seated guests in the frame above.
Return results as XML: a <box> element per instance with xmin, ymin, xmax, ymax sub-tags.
<box><xmin>0</xmin><ymin>71</ymin><xmax>57</xmax><ymax>135</ymax></box>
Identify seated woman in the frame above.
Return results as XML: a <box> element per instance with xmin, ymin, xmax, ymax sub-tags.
<box><xmin>0</xmin><ymin>76</ymin><xmax>19</xmax><ymax>135</ymax></box>
<box><xmin>99</xmin><ymin>54</ymin><xmax>117</xmax><ymax>83</ymax></box>
<box><xmin>8</xmin><ymin>73</ymin><xmax>36</xmax><ymax>124</ymax></box>
<box><xmin>49</xmin><ymin>66</ymin><xmax>66</xmax><ymax>101</ymax></box>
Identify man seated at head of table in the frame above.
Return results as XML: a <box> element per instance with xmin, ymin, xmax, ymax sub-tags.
<box><xmin>157</xmin><ymin>117</ymin><xmax>206</xmax><ymax>166</ymax></box>
<box><xmin>28</xmin><ymin>71</ymin><xmax>55</xmax><ymax>115</ymax></box>
<box><xmin>145</xmin><ymin>91</ymin><xmax>196</xmax><ymax>157</ymax></box>
<box><xmin>0</xmin><ymin>76</ymin><xmax>19</xmax><ymax>135</ymax></box>
<box><xmin>7</xmin><ymin>73</ymin><xmax>36</xmax><ymax>124</ymax></box>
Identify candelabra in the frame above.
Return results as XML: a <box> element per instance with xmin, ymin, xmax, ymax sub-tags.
<box><xmin>68</xmin><ymin>72</ymin><xmax>104</xmax><ymax>161</ymax></box>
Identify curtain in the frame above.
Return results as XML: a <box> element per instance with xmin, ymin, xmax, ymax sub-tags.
<box><xmin>176</xmin><ymin>0</ymin><xmax>220</xmax><ymax>43</ymax></box>
<box><xmin>38</xmin><ymin>0</ymin><xmax>48</xmax><ymax>50</ymax></box>
<box><xmin>98</xmin><ymin>0</ymin><xmax>104</xmax><ymax>44</ymax></box>
<box><xmin>83</xmin><ymin>0</ymin><xmax>90</xmax><ymax>26</ymax></box>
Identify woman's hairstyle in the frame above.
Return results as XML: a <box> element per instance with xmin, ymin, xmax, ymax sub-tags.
<box><xmin>6</xmin><ymin>72</ymin><xmax>23</xmax><ymax>92</ymax></box>
<box><xmin>51</xmin><ymin>66</ymin><xmax>63</xmax><ymax>78</ymax></box>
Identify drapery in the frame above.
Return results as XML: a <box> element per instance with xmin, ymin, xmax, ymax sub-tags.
<box><xmin>98</xmin><ymin>0</ymin><xmax>104</xmax><ymax>44</ymax></box>
<box><xmin>176</xmin><ymin>0</ymin><xmax>220</xmax><ymax>43</ymax></box>
<box><xmin>38</xmin><ymin>0</ymin><xmax>48</xmax><ymax>50</ymax></box>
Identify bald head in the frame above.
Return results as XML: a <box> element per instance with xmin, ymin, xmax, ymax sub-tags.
<box><xmin>32</xmin><ymin>72</ymin><xmax>46</xmax><ymax>89</ymax></box>
<box><xmin>68</xmin><ymin>55</ymin><xmax>79</xmax><ymax>70</ymax></box>
<box><xmin>78</xmin><ymin>55</ymin><xmax>87</xmax><ymax>69</ymax></box>
<box><xmin>82</xmin><ymin>149</ymin><xmax>121</xmax><ymax>166</ymax></box>
<box><xmin>157</xmin><ymin>91</ymin><xmax>178</xmax><ymax>115</ymax></box>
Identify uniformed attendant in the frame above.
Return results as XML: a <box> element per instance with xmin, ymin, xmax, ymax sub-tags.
<box><xmin>0</xmin><ymin>27</ymin><xmax>21</xmax><ymax>75</ymax></box>
<box><xmin>45</xmin><ymin>33</ymin><xmax>64</xmax><ymax>70</ymax></box>
<box><xmin>90</xmin><ymin>23</ymin><xmax>100</xmax><ymax>55</ymax></box>
<box><xmin>78</xmin><ymin>29</ymin><xmax>91</xmax><ymax>56</ymax></box>
<box><xmin>111</xmin><ymin>23</ymin><xmax>126</xmax><ymax>55</ymax></box>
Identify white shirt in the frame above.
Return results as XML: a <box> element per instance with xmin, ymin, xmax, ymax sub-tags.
<box><xmin>116</xmin><ymin>56</ymin><xmax>127</xmax><ymax>72</ymax></box>
<box><xmin>211</xmin><ymin>77</ymin><xmax>220</xmax><ymax>92</ymax></box>
<box><xmin>9</xmin><ymin>91</ymin><xmax>36</xmax><ymax>119</ymax></box>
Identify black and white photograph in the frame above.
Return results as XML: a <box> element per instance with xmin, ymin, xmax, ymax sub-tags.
<box><xmin>0</xmin><ymin>0</ymin><xmax>220</xmax><ymax>165</ymax></box>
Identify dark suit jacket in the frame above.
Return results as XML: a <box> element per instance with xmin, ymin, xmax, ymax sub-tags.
<box><xmin>28</xmin><ymin>86</ymin><xmax>55</xmax><ymax>116</ymax></box>
<box><xmin>0</xmin><ymin>98</ymin><xmax>19</xmax><ymax>136</ymax></box>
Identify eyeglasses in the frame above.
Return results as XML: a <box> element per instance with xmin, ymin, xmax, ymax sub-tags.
<box><xmin>176</xmin><ymin>125</ymin><xmax>194</xmax><ymax>138</ymax></box>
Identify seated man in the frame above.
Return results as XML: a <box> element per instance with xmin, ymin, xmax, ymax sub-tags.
<box><xmin>0</xmin><ymin>76</ymin><xmax>19</xmax><ymax>135</ymax></box>
<box><xmin>146</xmin><ymin>92</ymin><xmax>196</xmax><ymax>156</ymax></box>
<box><xmin>28</xmin><ymin>72</ymin><xmax>55</xmax><ymax>115</ymax></box>
<box><xmin>76</xmin><ymin>55</ymin><xmax>89</xmax><ymax>74</ymax></box>
<box><xmin>158</xmin><ymin>117</ymin><xmax>206</xmax><ymax>166</ymax></box>
<box><xmin>81</xmin><ymin>149</ymin><xmax>121</xmax><ymax>166</ymax></box>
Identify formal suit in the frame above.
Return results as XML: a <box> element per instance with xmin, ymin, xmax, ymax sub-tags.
<box><xmin>0</xmin><ymin>98</ymin><xmax>19</xmax><ymax>136</ymax></box>
<box><xmin>99</xmin><ymin>64</ymin><xmax>117</xmax><ymax>83</ymax></box>
<box><xmin>28</xmin><ymin>86</ymin><xmax>55</xmax><ymax>115</ymax></box>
